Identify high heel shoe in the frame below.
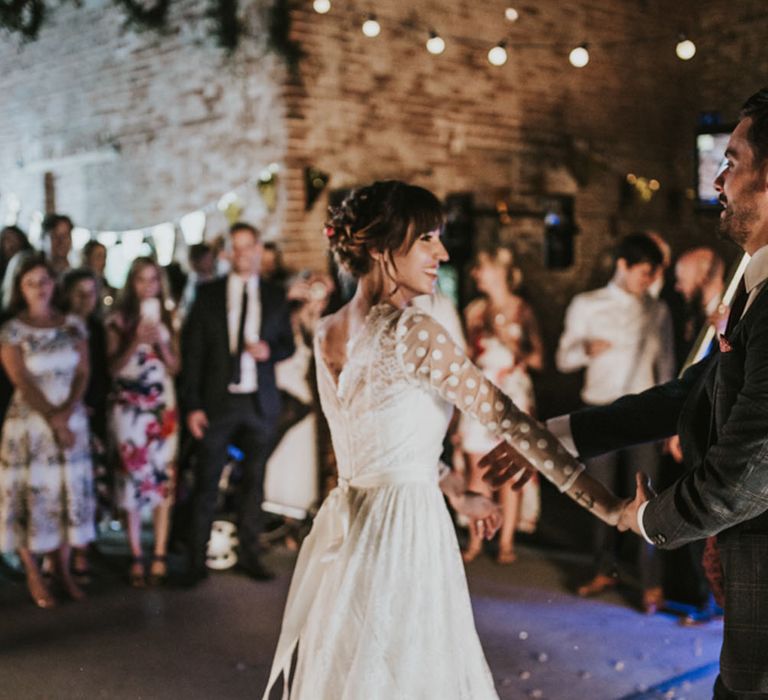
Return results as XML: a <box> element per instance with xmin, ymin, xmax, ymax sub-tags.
<box><xmin>129</xmin><ymin>557</ymin><xmax>146</xmax><ymax>588</ymax></box>
<box><xmin>147</xmin><ymin>555</ymin><xmax>167</xmax><ymax>587</ymax></box>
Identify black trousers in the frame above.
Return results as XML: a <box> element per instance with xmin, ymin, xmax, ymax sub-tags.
<box><xmin>188</xmin><ymin>393</ymin><xmax>276</xmax><ymax>573</ymax></box>
<box><xmin>586</xmin><ymin>441</ymin><xmax>662</xmax><ymax>589</ymax></box>
<box><xmin>714</xmin><ymin>675</ymin><xmax>768</xmax><ymax>699</ymax></box>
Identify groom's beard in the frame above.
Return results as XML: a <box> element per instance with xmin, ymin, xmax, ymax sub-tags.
<box><xmin>719</xmin><ymin>182</ymin><xmax>761</xmax><ymax>248</ymax></box>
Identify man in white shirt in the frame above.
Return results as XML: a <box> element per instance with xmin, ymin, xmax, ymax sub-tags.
<box><xmin>556</xmin><ymin>233</ymin><xmax>675</xmax><ymax>612</ymax></box>
<box><xmin>182</xmin><ymin>222</ymin><xmax>294</xmax><ymax>584</ymax></box>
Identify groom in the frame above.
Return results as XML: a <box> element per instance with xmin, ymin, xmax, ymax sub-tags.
<box><xmin>485</xmin><ymin>88</ymin><xmax>768</xmax><ymax>700</ymax></box>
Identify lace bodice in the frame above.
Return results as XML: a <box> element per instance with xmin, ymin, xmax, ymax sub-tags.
<box><xmin>316</xmin><ymin>303</ymin><xmax>583</xmax><ymax>492</ymax></box>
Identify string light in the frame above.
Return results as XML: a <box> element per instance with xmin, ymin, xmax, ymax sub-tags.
<box><xmin>675</xmin><ymin>35</ymin><xmax>696</xmax><ymax>60</ymax></box>
<box><xmin>426</xmin><ymin>30</ymin><xmax>446</xmax><ymax>55</ymax></box>
<box><xmin>569</xmin><ymin>43</ymin><xmax>589</xmax><ymax>68</ymax></box>
<box><xmin>306</xmin><ymin>5</ymin><xmax>706</xmax><ymax>73</ymax></box>
<box><xmin>487</xmin><ymin>41</ymin><xmax>508</xmax><ymax>67</ymax></box>
<box><xmin>362</xmin><ymin>14</ymin><xmax>381</xmax><ymax>38</ymax></box>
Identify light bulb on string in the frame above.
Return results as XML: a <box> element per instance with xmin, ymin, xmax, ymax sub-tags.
<box><xmin>505</xmin><ymin>7</ymin><xmax>519</xmax><ymax>22</ymax></box>
<box><xmin>426</xmin><ymin>30</ymin><xmax>446</xmax><ymax>55</ymax></box>
<box><xmin>362</xmin><ymin>14</ymin><xmax>381</xmax><ymax>38</ymax></box>
<box><xmin>676</xmin><ymin>35</ymin><xmax>696</xmax><ymax>60</ymax></box>
<box><xmin>312</xmin><ymin>0</ymin><xmax>331</xmax><ymax>14</ymax></box>
<box><xmin>488</xmin><ymin>41</ymin><xmax>508</xmax><ymax>67</ymax></box>
<box><xmin>569</xmin><ymin>43</ymin><xmax>589</xmax><ymax>68</ymax></box>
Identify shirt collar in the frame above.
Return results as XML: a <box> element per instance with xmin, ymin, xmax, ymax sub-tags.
<box><xmin>744</xmin><ymin>245</ymin><xmax>768</xmax><ymax>293</ymax></box>
<box><xmin>228</xmin><ymin>273</ymin><xmax>259</xmax><ymax>292</ymax></box>
<box><xmin>607</xmin><ymin>281</ymin><xmax>640</xmax><ymax>302</ymax></box>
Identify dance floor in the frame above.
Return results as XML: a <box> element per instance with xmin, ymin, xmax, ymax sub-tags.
<box><xmin>0</xmin><ymin>544</ymin><xmax>721</xmax><ymax>699</ymax></box>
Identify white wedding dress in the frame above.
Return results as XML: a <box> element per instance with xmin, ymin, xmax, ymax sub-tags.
<box><xmin>263</xmin><ymin>304</ymin><xmax>585</xmax><ymax>700</ymax></box>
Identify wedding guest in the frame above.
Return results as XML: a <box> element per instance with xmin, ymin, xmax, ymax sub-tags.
<box><xmin>673</xmin><ymin>247</ymin><xmax>727</xmax><ymax>364</ymax></box>
<box><xmin>61</xmin><ymin>269</ymin><xmax>112</xmax><ymax>576</ymax></box>
<box><xmin>182</xmin><ymin>222</ymin><xmax>294</xmax><ymax>585</ymax></box>
<box><xmin>0</xmin><ymin>225</ymin><xmax>34</xmax><ymax>310</ymax></box>
<box><xmin>41</xmin><ymin>214</ymin><xmax>73</xmax><ymax>280</ymax></box>
<box><xmin>178</xmin><ymin>243</ymin><xmax>217</xmax><ymax>320</ymax></box>
<box><xmin>663</xmin><ymin>247</ymin><xmax>726</xmax><ymax>624</ymax></box>
<box><xmin>263</xmin><ymin>272</ymin><xmax>335</xmax><ymax>544</ymax></box>
<box><xmin>106</xmin><ymin>257</ymin><xmax>179</xmax><ymax>587</ymax></box>
<box><xmin>260</xmin><ymin>241</ymin><xmax>289</xmax><ymax>288</ymax></box>
<box><xmin>0</xmin><ymin>254</ymin><xmax>94</xmax><ymax>607</ymax></box>
<box><xmin>556</xmin><ymin>233</ymin><xmax>675</xmax><ymax>613</ymax></box>
<box><xmin>460</xmin><ymin>246</ymin><xmax>543</xmax><ymax>564</ymax></box>
<box><xmin>81</xmin><ymin>240</ymin><xmax>117</xmax><ymax>315</ymax></box>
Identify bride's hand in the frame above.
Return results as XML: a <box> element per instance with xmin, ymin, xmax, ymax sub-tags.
<box><xmin>456</xmin><ymin>492</ymin><xmax>502</xmax><ymax>540</ymax></box>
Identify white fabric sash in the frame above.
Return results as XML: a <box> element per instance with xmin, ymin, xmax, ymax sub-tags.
<box><xmin>262</xmin><ymin>466</ymin><xmax>438</xmax><ymax>700</ymax></box>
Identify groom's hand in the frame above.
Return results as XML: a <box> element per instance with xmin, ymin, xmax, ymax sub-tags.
<box><xmin>478</xmin><ymin>441</ymin><xmax>535</xmax><ymax>490</ymax></box>
<box><xmin>618</xmin><ymin>472</ymin><xmax>656</xmax><ymax>535</ymax></box>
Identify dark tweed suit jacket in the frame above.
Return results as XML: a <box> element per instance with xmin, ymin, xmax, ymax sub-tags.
<box><xmin>568</xmin><ymin>283</ymin><xmax>768</xmax><ymax>693</ymax></box>
<box><xmin>181</xmin><ymin>276</ymin><xmax>295</xmax><ymax>423</ymax></box>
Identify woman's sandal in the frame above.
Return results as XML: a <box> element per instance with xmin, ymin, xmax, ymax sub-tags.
<box><xmin>147</xmin><ymin>555</ymin><xmax>167</xmax><ymax>587</ymax></box>
<box><xmin>129</xmin><ymin>557</ymin><xmax>146</xmax><ymax>588</ymax></box>
<box><xmin>496</xmin><ymin>548</ymin><xmax>517</xmax><ymax>565</ymax></box>
<box><xmin>27</xmin><ymin>576</ymin><xmax>57</xmax><ymax>609</ymax></box>
<box><xmin>72</xmin><ymin>552</ymin><xmax>92</xmax><ymax>583</ymax></box>
<box><xmin>461</xmin><ymin>544</ymin><xmax>483</xmax><ymax>563</ymax></box>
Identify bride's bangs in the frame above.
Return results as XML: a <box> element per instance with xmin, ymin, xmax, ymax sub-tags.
<box><xmin>401</xmin><ymin>186</ymin><xmax>444</xmax><ymax>251</ymax></box>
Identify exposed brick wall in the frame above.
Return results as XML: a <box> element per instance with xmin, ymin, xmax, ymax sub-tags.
<box><xmin>696</xmin><ymin>3</ymin><xmax>768</xmax><ymax>127</ymax></box>
<box><xmin>0</xmin><ymin>0</ymin><xmax>288</xmax><ymax>242</ymax></box>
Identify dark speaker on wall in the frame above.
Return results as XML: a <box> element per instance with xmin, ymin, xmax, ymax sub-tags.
<box><xmin>443</xmin><ymin>193</ymin><xmax>474</xmax><ymax>257</ymax></box>
<box><xmin>543</xmin><ymin>195</ymin><xmax>577</xmax><ymax>269</ymax></box>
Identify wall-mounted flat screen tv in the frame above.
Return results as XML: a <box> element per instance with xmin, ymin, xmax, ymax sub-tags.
<box><xmin>696</xmin><ymin>128</ymin><xmax>733</xmax><ymax>207</ymax></box>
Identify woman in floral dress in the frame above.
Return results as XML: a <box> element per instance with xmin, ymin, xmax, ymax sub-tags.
<box><xmin>460</xmin><ymin>247</ymin><xmax>544</xmax><ymax>564</ymax></box>
<box><xmin>106</xmin><ymin>257</ymin><xmax>179</xmax><ymax>587</ymax></box>
<box><xmin>0</xmin><ymin>254</ymin><xmax>94</xmax><ymax>608</ymax></box>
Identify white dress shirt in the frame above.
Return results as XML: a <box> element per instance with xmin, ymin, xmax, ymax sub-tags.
<box><xmin>556</xmin><ymin>282</ymin><xmax>675</xmax><ymax>406</ymax></box>
<box><xmin>227</xmin><ymin>273</ymin><xmax>261</xmax><ymax>394</ymax></box>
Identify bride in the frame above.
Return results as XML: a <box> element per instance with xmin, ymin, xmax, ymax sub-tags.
<box><xmin>263</xmin><ymin>181</ymin><xmax>622</xmax><ymax>699</ymax></box>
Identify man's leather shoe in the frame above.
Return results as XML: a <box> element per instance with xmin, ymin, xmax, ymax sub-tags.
<box><xmin>641</xmin><ymin>586</ymin><xmax>665</xmax><ymax>615</ymax></box>
<box><xmin>576</xmin><ymin>574</ymin><xmax>617</xmax><ymax>598</ymax></box>
<box><xmin>237</xmin><ymin>558</ymin><xmax>275</xmax><ymax>581</ymax></box>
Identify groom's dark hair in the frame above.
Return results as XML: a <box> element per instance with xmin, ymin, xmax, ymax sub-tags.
<box><xmin>740</xmin><ymin>88</ymin><xmax>768</xmax><ymax>168</ymax></box>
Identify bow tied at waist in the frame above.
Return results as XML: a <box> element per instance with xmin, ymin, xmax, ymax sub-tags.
<box><xmin>318</xmin><ymin>468</ymin><xmax>437</xmax><ymax>562</ymax></box>
<box><xmin>262</xmin><ymin>464</ymin><xmax>438</xmax><ymax>700</ymax></box>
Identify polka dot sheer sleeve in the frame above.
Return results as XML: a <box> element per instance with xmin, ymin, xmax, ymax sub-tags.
<box><xmin>397</xmin><ymin>309</ymin><xmax>584</xmax><ymax>494</ymax></box>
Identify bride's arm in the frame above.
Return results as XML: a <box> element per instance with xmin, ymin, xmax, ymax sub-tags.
<box><xmin>397</xmin><ymin>310</ymin><xmax>624</xmax><ymax>525</ymax></box>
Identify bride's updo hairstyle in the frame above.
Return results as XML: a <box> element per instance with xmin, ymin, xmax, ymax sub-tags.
<box><xmin>325</xmin><ymin>180</ymin><xmax>444</xmax><ymax>277</ymax></box>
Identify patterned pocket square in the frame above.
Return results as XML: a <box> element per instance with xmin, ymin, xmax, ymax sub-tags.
<box><xmin>719</xmin><ymin>334</ymin><xmax>733</xmax><ymax>353</ymax></box>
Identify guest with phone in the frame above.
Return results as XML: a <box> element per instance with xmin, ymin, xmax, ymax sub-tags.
<box><xmin>106</xmin><ymin>257</ymin><xmax>179</xmax><ymax>587</ymax></box>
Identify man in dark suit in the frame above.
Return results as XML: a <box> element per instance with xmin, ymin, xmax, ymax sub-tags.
<box><xmin>484</xmin><ymin>88</ymin><xmax>768</xmax><ymax>699</ymax></box>
<box><xmin>182</xmin><ymin>221</ymin><xmax>294</xmax><ymax>583</ymax></box>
